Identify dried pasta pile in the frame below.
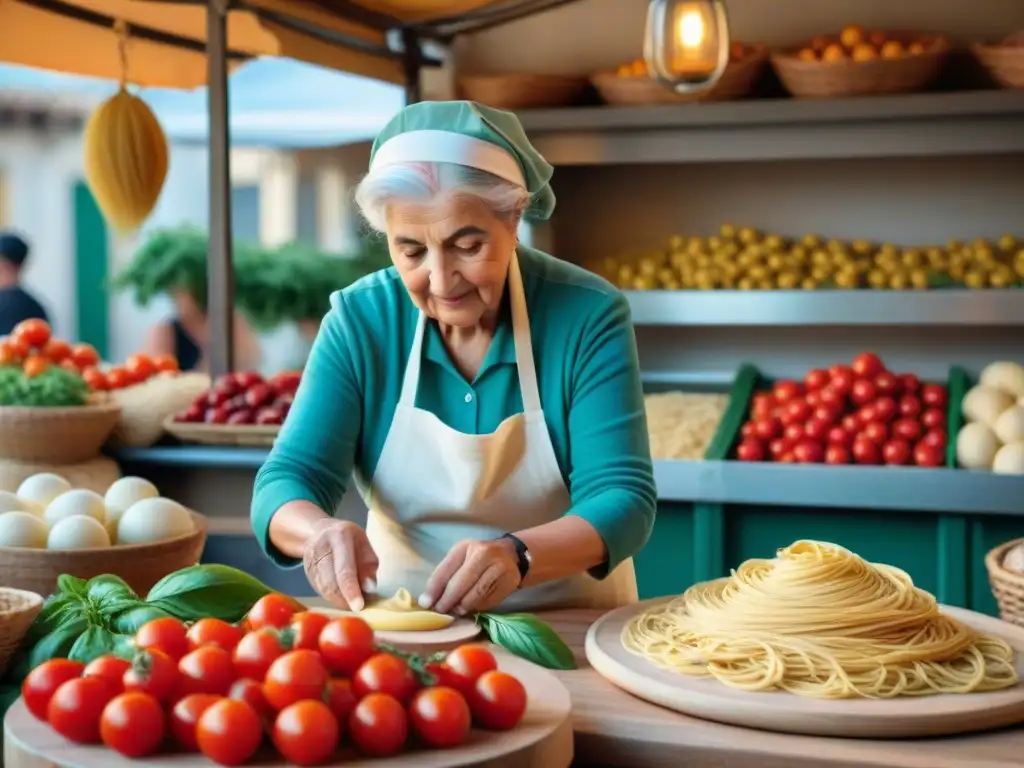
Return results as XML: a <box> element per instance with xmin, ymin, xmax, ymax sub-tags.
<box><xmin>644</xmin><ymin>392</ymin><xmax>728</xmax><ymax>460</ymax></box>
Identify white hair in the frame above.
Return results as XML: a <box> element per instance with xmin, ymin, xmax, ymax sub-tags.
<box><xmin>354</xmin><ymin>161</ymin><xmax>530</xmax><ymax>233</ymax></box>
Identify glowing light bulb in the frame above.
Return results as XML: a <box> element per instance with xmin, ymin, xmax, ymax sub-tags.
<box><xmin>677</xmin><ymin>10</ymin><xmax>705</xmax><ymax>49</ymax></box>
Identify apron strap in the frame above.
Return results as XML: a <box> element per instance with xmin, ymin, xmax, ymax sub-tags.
<box><xmin>509</xmin><ymin>252</ymin><xmax>542</xmax><ymax>413</ymax></box>
<box><xmin>398</xmin><ymin>311</ymin><xmax>428</xmax><ymax>407</ymax></box>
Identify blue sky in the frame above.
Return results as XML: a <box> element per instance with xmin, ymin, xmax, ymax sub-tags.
<box><xmin>0</xmin><ymin>58</ymin><xmax>404</xmax><ymax>147</ymax></box>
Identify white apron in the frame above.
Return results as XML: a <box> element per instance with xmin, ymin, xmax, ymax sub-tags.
<box><xmin>353</xmin><ymin>252</ymin><xmax>638</xmax><ymax>612</ymax></box>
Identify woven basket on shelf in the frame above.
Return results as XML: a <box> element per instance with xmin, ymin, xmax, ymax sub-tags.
<box><xmin>164</xmin><ymin>415</ymin><xmax>279</xmax><ymax>448</ymax></box>
<box><xmin>458</xmin><ymin>74</ymin><xmax>591</xmax><ymax>110</ymax></box>
<box><xmin>591</xmin><ymin>52</ymin><xmax>767</xmax><ymax>106</ymax></box>
<box><xmin>0</xmin><ymin>588</ymin><xmax>43</xmax><ymax>677</ymax></box>
<box><xmin>771</xmin><ymin>34</ymin><xmax>949</xmax><ymax>98</ymax></box>
<box><xmin>0</xmin><ymin>403</ymin><xmax>121</xmax><ymax>464</ymax></box>
<box><xmin>0</xmin><ymin>456</ymin><xmax>121</xmax><ymax>496</ymax></box>
<box><xmin>972</xmin><ymin>43</ymin><xmax>1024</xmax><ymax>89</ymax></box>
<box><xmin>108</xmin><ymin>372</ymin><xmax>211</xmax><ymax>448</ymax></box>
<box><xmin>985</xmin><ymin>538</ymin><xmax>1024</xmax><ymax>627</ymax></box>
<box><xmin>0</xmin><ymin>511</ymin><xmax>208</xmax><ymax>598</ymax></box>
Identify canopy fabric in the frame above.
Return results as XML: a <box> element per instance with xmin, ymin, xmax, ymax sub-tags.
<box><xmin>0</xmin><ymin>0</ymin><xmax>411</xmax><ymax>87</ymax></box>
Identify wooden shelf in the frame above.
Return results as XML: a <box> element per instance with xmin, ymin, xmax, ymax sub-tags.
<box><xmin>517</xmin><ymin>90</ymin><xmax>1024</xmax><ymax>165</ymax></box>
<box><xmin>625</xmin><ymin>290</ymin><xmax>1024</xmax><ymax>326</ymax></box>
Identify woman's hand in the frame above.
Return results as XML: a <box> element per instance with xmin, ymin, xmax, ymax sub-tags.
<box><xmin>422</xmin><ymin>538</ymin><xmax>521</xmax><ymax>616</ymax></box>
<box><xmin>302</xmin><ymin>518</ymin><xmax>379</xmax><ymax>611</ymax></box>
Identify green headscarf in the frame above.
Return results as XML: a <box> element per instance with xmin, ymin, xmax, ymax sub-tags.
<box><xmin>369</xmin><ymin>100</ymin><xmax>556</xmax><ymax>221</ymax></box>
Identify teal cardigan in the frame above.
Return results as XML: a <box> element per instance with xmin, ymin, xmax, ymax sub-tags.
<box><xmin>250</xmin><ymin>246</ymin><xmax>656</xmax><ymax>577</ymax></box>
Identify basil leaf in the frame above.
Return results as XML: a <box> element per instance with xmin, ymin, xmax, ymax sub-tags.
<box><xmin>27</xmin><ymin>617</ymin><xmax>89</xmax><ymax>670</ymax></box>
<box><xmin>25</xmin><ymin>593</ymin><xmax>85</xmax><ymax>644</ymax></box>
<box><xmin>113</xmin><ymin>604</ymin><xmax>171</xmax><ymax>635</ymax></box>
<box><xmin>57</xmin><ymin>574</ymin><xmax>89</xmax><ymax>600</ymax></box>
<box><xmin>477</xmin><ymin>612</ymin><xmax>577</xmax><ymax>671</ymax></box>
<box><xmin>146</xmin><ymin>564</ymin><xmax>275</xmax><ymax>623</ymax></box>
<box><xmin>87</xmin><ymin>575</ymin><xmax>142</xmax><ymax>618</ymax></box>
<box><xmin>68</xmin><ymin>626</ymin><xmax>122</xmax><ymax>665</ymax></box>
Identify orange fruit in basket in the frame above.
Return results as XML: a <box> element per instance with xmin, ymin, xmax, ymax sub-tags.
<box><xmin>880</xmin><ymin>40</ymin><xmax>904</xmax><ymax>59</ymax></box>
<box><xmin>839</xmin><ymin>24</ymin><xmax>865</xmax><ymax>48</ymax></box>
<box><xmin>822</xmin><ymin>43</ymin><xmax>847</xmax><ymax>62</ymax></box>
<box><xmin>908</xmin><ymin>41</ymin><xmax>926</xmax><ymax>55</ymax></box>
<box><xmin>798</xmin><ymin>48</ymin><xmax>818</xmax><ymax>62</ymax></box>
<box><xmin>852</xmin><ymin>43</ymin><xmax>878</xmax><ymax>62</ymax></box>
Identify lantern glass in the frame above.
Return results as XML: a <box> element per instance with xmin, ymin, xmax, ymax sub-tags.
<box><xmin>644</xmin><ymin>0</ymin><xmax>730</xmax><ymax>93</ymax></box>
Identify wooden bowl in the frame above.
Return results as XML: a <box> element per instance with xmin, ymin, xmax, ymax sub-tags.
<box><xmin>458</xmin><ymin>74</ymin><xmax>591</xmax><ymax>110</ymax></box>
<box><xmin>0</xmin><ymin>511</ymin><xmax>208</xmax><ymax>598</ymax></box>
<box><xmin>0</xmin><ymin>403</ymin><xmax>121</xmax><ymax>464</ymax></box>
<box><xmin>592</xmin><ymin>51</ymin><xmax>768</xmax><ymax>106</ymax></box>
<box><xmin>772</xmin><ymin>32</ymin><xmax>949</xmax><ymax>98</ymax></box>
<box><xmin>973</xmin><ymin>42</ymin><xmax>1024</xmax><ymax>89</ymax></box>
<box><xmin>0</xmin><ymin>588</ymin><xmax>43</xmax><ymax>677</ymax></box>
<box><xmin>163</xmin><ymin>415</ymin><xmax>279</xmax><ymax>448</ymax></box>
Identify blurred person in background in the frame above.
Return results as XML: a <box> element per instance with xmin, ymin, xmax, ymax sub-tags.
<box><xmin>0</xmin><ymin>232</ymin><xmax>49</xmax><ymax>336</ymax></box>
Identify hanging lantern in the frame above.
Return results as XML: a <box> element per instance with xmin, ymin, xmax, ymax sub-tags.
<box><xmin>83</xmin><ymin>21</ymin><xmax>169</xmax><ymax>233</ymax></box>
<box><xmin>643</xmin><ymin>0</ymin><xmax>730</xmax><ymax>93</ymax></box>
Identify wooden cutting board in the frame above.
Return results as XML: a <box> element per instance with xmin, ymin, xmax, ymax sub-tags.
<box><xmin>586</xmin><ymin>598</ymin><xmax>1024</xmax><ymax>739</ymax></box>
<box><xmin>3</xmin><ymin>650</ymin><xmax>573</xmax><ymax>768</ymax></box>
<box><xmin>307</xmin><ymin>606</ymin><xmax>481</xmax><ymax>655</ymax></box>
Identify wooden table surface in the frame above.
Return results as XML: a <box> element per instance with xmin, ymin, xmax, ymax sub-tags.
<box><xmin>538</xmin><ymin>608</ymin><xmax>1024</xmax><ymax>768</ymax></box>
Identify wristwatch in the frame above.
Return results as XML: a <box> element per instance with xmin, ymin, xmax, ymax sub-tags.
<box><xmin>499</xmin><ymin>533</ymin><xmax>532</xmax><ymax>584</ymax></box>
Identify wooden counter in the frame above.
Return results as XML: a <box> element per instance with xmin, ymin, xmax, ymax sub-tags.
<box><xmin>540</xmin><ymin>608</ymin><xmax>1024</xmax><ymax>768</ymax></box>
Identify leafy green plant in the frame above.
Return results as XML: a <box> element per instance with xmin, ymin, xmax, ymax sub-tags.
<box><xmin>477</xmin><ymin>612</ymin><xmax>577</xmax><ymax>670</ymax></box>
<box><xmin>0</xmin><ymin>365</ymin><xmax>89</xmax><ymax>407</ymax></box>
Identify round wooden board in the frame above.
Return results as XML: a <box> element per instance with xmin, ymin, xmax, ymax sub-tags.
<box><xmin>3</xmin><ymin>650</ymin><xmax>573</xmax><ymax>768</ymax></box>
<box><xmin>586</xmin><ymin>598</ymin><xmax>1024</xmax><ymax>739</ymax></box>
<box><xmin>307</xmin><ymin>606</ymin><xmax>482</xmax><ymax>654</ymax></box>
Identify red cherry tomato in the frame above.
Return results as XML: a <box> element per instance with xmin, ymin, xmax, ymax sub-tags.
<box><xmin>83</xmin><ymin>656</ymin><xmax>130</xmax><ymax>694</ymax></box>
<box><xmin>803</xmin><ymin>418</ymin><xmax>830</xmax><ymax>442</ymax></box>
<box><xmin>136</xmin><ymin>617</ymin><xmax>190</xmax><ymax>661</ymax></box>
<box><xmin>872</xmin><ymin>396</ymin><xmax>897</xmax><ymax>422</ymax></box>
<box><xmin>793</xmin><ymin>439</ymin><xmax>824</xmax><ymax>464</ymax></box>
<box><xmin>264</xmin><ymin>649</ymin><xmax>329</xmax><ymax>711</ymax></box>
<box><xmin>921</xmin><ymin>384</ymin><xmax>948</xmax><ymax>409</ymax></box>
<box><xmin>920</xmin><ymin>428</ymin><xmax>947</xmax><ymax>450</ymax></box>
<box><xmin>348</xmin><ymin>693</ymin><xmax>408</xmax><ymax>757</ymax></box>
<box><xmin>781</xmin><ymin>399</ymin><xmax>811</xmax><ymax>426</ymax></box>
<box><xmin>828</xmin><ymin>365</ymin><xmax>855</xmax><ymax>394</ymax></box>
<box><xmin>882</xmin><ymin>438</ymin><xmax>911</xmax><ymax>465</ymax></box>
<box><xmin>783</xmin><ymin>423</ymin><xmax>805</xmax><ymax>442</ymax></box>
<box><xmin>13</xmin><ymin>318</ymin><xmax>51</xmax><ymax>348</ymax></box>
<box><xmin>772</xmin><ymin>380</ymin><xmax>803</xmax><ymax>404</ymax></box>
<box><xmin>179</xmin><ymin>645</ymin><xmax>237</xmax><ymax>697</ymax></box>
<box><xmin>840</xmin><ymin>414</ymin><xmax>860</xmax><ymax>434</ymax></box>
<box><xmin>196</xmin><ymin>698</ymin><xmax>264</xmax><ymax>767</ymax></box>
<box><xmin>852</xmin><ymin>438</ymin><xmax>881</xmax><ymax>465</ymax></box>
<box><xmin>70</xmin><ymin>342</ymin><xmax>100</xmax><ymax>369</ymax></box>
<box><xmin>247</xmin><ymin>593</ymin><xmax>297</xmax><ymax>630</ymax></box>
<box><xmin>187</xmin><ymin>618</ymin><xmax>245</xmax><ymax>653</ymax></box>
<box><xmin>861</xmin><ymin>422</ymin><xmax>889</xmax><ymax>445</ymax></box>
<box><xmin>22</xmin><ymin>659</ymin><xmax>85</xmax><ymax>721</ymax></box>
<box><xmin>100</xmin><ymin>692</ymin><xmax>166</xmax><ymax>757</ymax></box>
<box><xmin>752</xmin><ymin>417</ymin><xmax>780</xmax><ymax>441</ymax></box>
<box><xmin>921</xmin><ymin>408</ymin><xmax>947</xmax><ymax>430</ymax></box>
<box><xmin>740</xmin><ymin>421</ymin><xmax>757</xmax><ymax>440</ymax></box>
<box><xmin>272</xmin><ymin>700</ymin><xmax>340</xmax><ymax>766</ymax></box>
<box><xmin>824</xmin><ymin>444</ymin><xmax>850</xmax><ymax>464</ymax></box>
<box><xmin>914</xmin><ymin>442</ymin><xmax>944</xmax><ymax>467</ymax></box>
<box><xmin>170</xmin><ymin>693</ymin><xmax>222</xmax><ymax>751</ymax></box>
<box><xmin>812</xmin><ymin>405</ymin><xmax>840</xmax><ymax>425</ymax></box>
<box><xmin>898</xmin><ymin>394</ymin><xmax>923</xmax><ymax>418</ymax></box>
<box><xmin>736</xmin><ymin>439</ymin><xmax>764</xmax><ymax>462</ymax></box>
<box><xmin>323</xmin><ymin>678</ymin><xmax>357</xmax><ymax>723</ymax></box>
<box><xmin>123</xmin><ymin>649</ymin><xmax>181</xmax><ymax>704</ymax></box>
<box><xmin>769</xmin><ymin>437</ymin><xmax>792</xmax><ymax>459</ymax></box>
<box><xmin>819</xmin><ymin>386</ymin><xmax>846</xmax><ymax>408</ymax></box>
<box><xmin>805</xmin><ymin>390</ymin><xmax>822</xmax><ymax>408</ymax></box>
<box><xmin>318</xmin><ymin>616</ymin><xmax>376</xmax><ymax>677</ymax></box>
<box><xmin>873</xmin><ymin>371</ymin><xmax>901</xmax><ymax>396</ymax></box>
<box><xmin>891</xmin><ymin>417</ymin><xmax>924</xmax><ymax>443</ymax></box>
<box><xmin>47</xmin><ymin>676</ymin><xmax>118</xmax><ymax>744</ymax></box>
<box><xmin>827</xmin><ymin>426</ymin><xmax>852</xmax><ymax>446</ymax></box>
<box><xmin>899</xmin><ymin>373</ymin><xmax>921</xmax><ymax>393</ymax></box>
<box><xmin>409</xmin><ymin>685</ymin><xmax>471</xmax><ymax>748</ymax></box>
<box><xmin>289</xmin><ymin>611</ymin><xmax>330</xmax><ymax>651</ymax></box>
<box><xmin>233</xmin><ymin>627</ymin><xmax>290</xmax><ymax>681</ymax></box>
<box><xmin>470</xmin><ymin>670</ymin><xmax>527</xmax><ymax>731</ymax></box>
<box><xmin>851</xmin><ymin>352</ymin><xmax>885</xmax><ymax>379</ymax></box>
<box><xmin>352</xmin><ymin>653</ymin><xmax>418</xmax><ymax>703</ymax></box>
<box><xmin>228</xmin><ymin>678</ymin><xmax>273</xmax><ymax>721</ymax></box>
<box><xmin>850</xmin><ymin>379</ymin><xmax>877</xmax><ymax>406</ymax></box>
<box><xmin>443</xmin><ymin>644</ymin><xmax>499</xmax><ymax>695</ymax></box>
<box><xmin>804</xmin><ymin>368</ymin><xmax>830</xmax><ymax>391</ymax></box>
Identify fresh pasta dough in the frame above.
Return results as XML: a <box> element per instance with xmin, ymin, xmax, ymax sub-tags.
<box><xmin>359</xmin><ymin>588</ymin><xmax>455</xmax><ymax>632</ymax></box>
<box><xmin>623</xmin><ymin>540</ymin><xmax>1019</xmax><ymax>699</ymax></box>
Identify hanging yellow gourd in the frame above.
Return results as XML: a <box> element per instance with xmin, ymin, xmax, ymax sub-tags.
<box><xmin>82</xmin><ymin>21</ymin><xmax>168</xmax><ymax>233</ymax></box>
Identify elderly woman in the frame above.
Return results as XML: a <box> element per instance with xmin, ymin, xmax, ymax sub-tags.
<box><xmin>251</xmin><ymin>101</ymin><xmax>655</xmax><ymax>616</ymax></box>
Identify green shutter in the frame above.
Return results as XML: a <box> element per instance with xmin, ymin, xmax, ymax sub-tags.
<box><xmin>72</xmin><ymin>181</ymin><xmax>109</xmax><ymax>359</ymax></box>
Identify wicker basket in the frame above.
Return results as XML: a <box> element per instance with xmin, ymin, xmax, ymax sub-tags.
<box><xmin>164</xmin><ymin>415</ymin><xmax>279</xmax><ymax>448</ymax></box>
<box><xmin>771</xmin><ymin>34</ymin><xmax>949</xmax><ymax>98</ymax></box>
<box><xmin>0</xmin><ymin>511</ymin><xmax>208</xmax><ymax>598</ymax></box>
<box><xmin>108</xmin><ymin>373</ymin><xmax>211</xmax><ymax>448</ymax></box>
<box><xmin>985</xmin><ymin>538</ymin><xmax>1024</xmax><ymax>627</ymax></box>
<box><xmin>0</xmin><ymin>456</ymin><xmax>121</xmax><ymax>496</ymax></box>
<box><xmin>973</xmin><ymin>43</ymin><xmax>1024</xmax><ymax>89</ymax></box>
<box><xmin>0</xmin><ymin>587</ymin><xmax>44</xmax><ymax>677</ymax></box>
<box><xmin>592</xmin><ymin>52</ymin><xmax>767</xmax><ymax>106</ymax></box>
<box><xmin>0</xmin><ymin>403</ymin><xmax>121</xmax><ymax>464</ymax></box>
<box><xmin>458</xmin><ymin>74</ymin><xmax>591</xmax><ymax>110</ymax></box>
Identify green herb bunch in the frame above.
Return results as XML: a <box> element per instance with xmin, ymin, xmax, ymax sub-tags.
<box><xmin>0</xmin><ymin>365</ymin><xmax>89</xmax><ymax>407</ymax></box>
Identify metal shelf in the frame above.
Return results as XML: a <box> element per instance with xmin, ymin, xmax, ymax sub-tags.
<box><xmin>517</xmin><ymin>90</ymin><xmax>1024</xmax><ymax>165</ymax></box>
<box><xmin>624</xmin><ymin>290</ymin><xmax>1024</xmax><ymax>326</ymax></box>
<box><xmin>654</xmin><ymin>460</ymin><xmax>1024</xmax><ymax>516</ymax></box>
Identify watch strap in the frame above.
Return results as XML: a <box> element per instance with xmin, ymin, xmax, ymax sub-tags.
<box><xmin>499</xmin><ymin>533</ymin><xmax>531</xmax><ymax>582</ymax></box>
